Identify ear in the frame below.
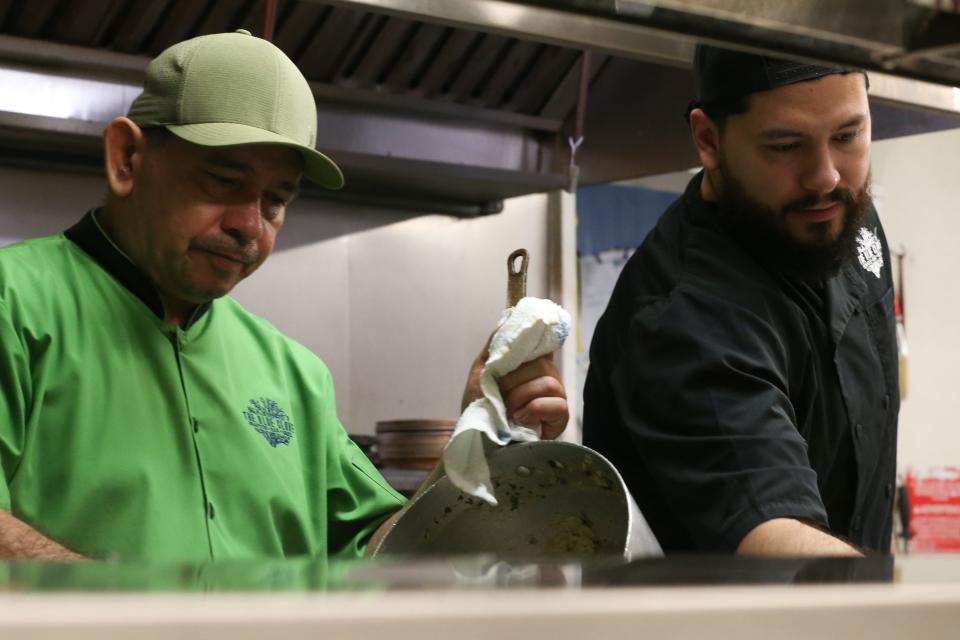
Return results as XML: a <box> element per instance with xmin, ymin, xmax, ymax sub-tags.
<box><xmin>689</xmin><ymin>108</ymin><xmax>721</xmax><ymax>171</ymax></box>
<box><xmin>103</xmin><ymin>117</ymin><xmax>146</xmax><ymax>199</ymax></box>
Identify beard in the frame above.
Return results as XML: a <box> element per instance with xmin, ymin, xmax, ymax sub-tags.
<box><xmin>712</xmin><ymin>161</ymin><xmax>872</xmax><ymax>282</ymax></box>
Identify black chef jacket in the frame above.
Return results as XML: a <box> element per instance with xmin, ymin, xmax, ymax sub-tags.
<box><xmin>583</xmin><ymin>173</ymin><xmax>899</xmax><ymax>554</ymax></box>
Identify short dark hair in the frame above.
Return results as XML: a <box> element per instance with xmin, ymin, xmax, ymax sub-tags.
<box><xmin>141</xmin><ymin>126</ymin><xmax>172</xmax><ymax>146</ymax></box>
<box><xmin>683</xmin><ymin>71</ymin><xmax>869</xmax><ymax>131</ymax></box>
<box><xmin>684</xmin><ymin>95</ymin><xmax>751</xmax><ymax>131</ymax></box>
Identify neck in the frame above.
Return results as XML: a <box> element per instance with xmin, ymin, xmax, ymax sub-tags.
<box><xmin>700</xmin><ymin>169</ymin><xmax>720</xmax><ymax>203</ymax></box>
<box><xmin>161</xmin><ymin>300</ymin><xmax>196</xmax><ymax>329</ymax></box>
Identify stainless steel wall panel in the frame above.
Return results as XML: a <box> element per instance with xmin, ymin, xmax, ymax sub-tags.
<box><xmin>504</xmin><ymin>46</ymin><xmax>579</xmax><ymax>114</ymax></box>
<box><xmin>193</xmin><ymin>0</ymin><xmax>257</xmax><ymax>37</ymax></box>
<box><xmin>445</xmin><ymin>33</ymin><xmax>511</xmax><ymax>103</ymax></box>
<box><xmin>45</xmin><ymin>0</ymin><xmax>122</xmax><ymax>47</ymax></box>
<box><xmin>378</xmin><ymin>22</ymin><xmax>448</xmax><ymax>92</ymax></box>
<box><xmin>348</xmin><ymin>16</ymin><xmax>417</xmax><ymax>87</ymax></box>
<box><xmin>0</xmin><ymin>0</ymin><xmax>15</xmax><ymax>29</ymax></box>
<box><xmin>620</xmin><ymin>0</ymin><xmax>904</xmax><ymax>51</ymax></box>
<box><xmin>4</xmin><ymin>0</ymin><xmax>60</xmax><ymax>37</ymax></box>
<box><xmin>412</xmin><ymin>28</ymin><xmax>482</xmax><ymax>98</ymax></box>
<box><xmin>297</xmin><ymin>7</ymin><xmax>369</xmax><ymax>80</ymax></box>
<box><xmin>144</xmin><ymin>0</ymin><xmax>214</xmax><ymax>53</ymax></box>
<box><xmin>106</xmin><ymin>0</ymin><xmax>174</xmax><ymax>53</ymax></box>
<box><xmin>477</xmin><ymin>38</ymin><xmax>542</xmax><ymax>108</ymax></box>
<box><xmin>273</xmin><ymin>2</ymin><xmax>330</xmax><ymax>60</ymax></box>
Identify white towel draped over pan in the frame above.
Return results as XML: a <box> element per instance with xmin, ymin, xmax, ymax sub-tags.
<box><xmin>443</xmin><ymin>297</ymin><xmax>571</xmax><ymax>506</ymax></box>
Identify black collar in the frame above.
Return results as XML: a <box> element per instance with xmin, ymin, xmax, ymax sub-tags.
<box><xmin>65</xmin><ymin>210</ymin><xmax>211</xmax><ymax>328</ymax></box>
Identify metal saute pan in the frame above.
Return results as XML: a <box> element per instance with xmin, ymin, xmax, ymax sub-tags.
<box><xmin>373</xmin><ymin>440</ymin><xmax>659</xmax><ymax>558</ymax></box>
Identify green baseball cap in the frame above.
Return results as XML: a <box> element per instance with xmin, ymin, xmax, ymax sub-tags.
<box><xmin>127</xmin><ymin>29</ymin><xmax>343</xmax><ymax>189</ymax></box>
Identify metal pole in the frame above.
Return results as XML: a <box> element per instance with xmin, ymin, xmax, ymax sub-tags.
<box><xmin>574</xmin><ymin>50</ymin><xmax>591</xmax><ymax>144</ymax></box>
<box><xmin>264</xmin><ymin>0</ymin><xmax>279</xmax><ymax>41</ymax></box>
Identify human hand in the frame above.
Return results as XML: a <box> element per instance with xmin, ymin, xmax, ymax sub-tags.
<box><xmin>460</xmin><ymin>335</ymin><xmax>568</xmax><ymax>440</ymax></box>
<box><xmin>498</xmin><ymin>354</ymin><xmax>568</xmax><ymax>440</ymax></box>
<box><xmin>460</xmin><ymin>332</ymin><xmax>494</xmax><ymax>413</ymax></box>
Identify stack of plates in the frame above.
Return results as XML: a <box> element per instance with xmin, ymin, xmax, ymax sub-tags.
<box><xmin>375</xmin><ymin>419</ymin><xmax>456</xmax><ymax>470</ymax></box>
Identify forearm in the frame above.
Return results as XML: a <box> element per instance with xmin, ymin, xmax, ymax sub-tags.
<box><xmin>0</xmin><ymin>509</ymin><xmax>85</xmax><ymax>560</ymax></box>
<box><xmin>737</xmin><ymin>518</ymin><xmax>862</xmax><ymax>557</ymax></box>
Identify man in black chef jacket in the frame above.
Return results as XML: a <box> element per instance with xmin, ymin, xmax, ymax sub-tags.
<box><xmin>583</xmin><ymin>45</ymin><xmax>899</xmax><ymax>555</ymax></box>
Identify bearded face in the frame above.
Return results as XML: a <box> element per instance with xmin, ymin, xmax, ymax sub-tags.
<box><xmin>713</xmin><ymin>155</ymin><xmax>872</xmax><ymax>281</ymax></box>
<box><xmin>689</xmin><ymin>73</ymin><xmax>874</xmax><ymax>282</ymax></box>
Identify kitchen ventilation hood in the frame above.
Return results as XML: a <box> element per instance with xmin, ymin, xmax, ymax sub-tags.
<box><xmin>0</xmin><ymin>0</ymin><xmax>957</xmax><ymax>215</ymax></box>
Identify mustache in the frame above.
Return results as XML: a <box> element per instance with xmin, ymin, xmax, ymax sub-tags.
<box><xmin>781</xmin><ymin>187</ymin><xmax>856</xmax><ymax>216</ymax></box>
<box><xmin>192</xmin><ymin>238</ymin><xmax>260</xmax><ymax>265</ymax></box>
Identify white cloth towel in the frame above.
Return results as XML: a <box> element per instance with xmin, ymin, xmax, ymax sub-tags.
<box><xmin>442</xmin><ymin>297</ymin><xmax>571</xmax><ymax>506</ymax></box>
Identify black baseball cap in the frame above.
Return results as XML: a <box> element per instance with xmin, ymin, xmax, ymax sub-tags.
<box><xmin>693</xmin><ymin>44</ymin><xmax>853</xmax><ymax>104</ymax></box>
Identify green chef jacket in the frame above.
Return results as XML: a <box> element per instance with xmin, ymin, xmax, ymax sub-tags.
<box><xmin>0</xmin><ymin>210</ymin><xmax>405</xmax><ymax>562</ymax></box>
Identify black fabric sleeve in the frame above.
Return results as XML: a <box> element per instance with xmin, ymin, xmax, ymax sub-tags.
<box><xmin>610</xmin><ymin>284</ymin><xmax>828</xmax><ymax>551</ymax></box>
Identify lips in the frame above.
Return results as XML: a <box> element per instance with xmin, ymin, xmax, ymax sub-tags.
<box><xmin>793</xmin><ymin>201</ymin><xmax>842</xmax><ymax>223</ymax></box>
<box><xmin>209</xmin><ymin>250</ymin><xmax>248</xmax><ymax>264</ymax></box>
<box><xmin>201</xmin><ymin>249</ymin><xmax>251</xmax><ymax>271</ymax></box>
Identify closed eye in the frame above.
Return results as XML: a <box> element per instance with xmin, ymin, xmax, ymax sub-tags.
<box><xmin>206</xmin><ymin>171</ymin><xmax>241</xmax><ymax>188</ymax></box>
<box><xmin>768</xmin><ymin>142</ymin><xmax>801</xmax><ymax>153</ymax></box>
<box><xmin>834</xmin><ymin>130</ymin><xmax>860</xmax><ymax>144</ymax></box>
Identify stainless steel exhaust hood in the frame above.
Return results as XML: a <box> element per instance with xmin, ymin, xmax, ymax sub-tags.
<box><xmin>331</xmin><ymin>0</ymin><xmax>960</xmax><ymax>88</ymax></box>
<box><xmin>0</xmin><ymin>0</ymin><xmax>958</xmax><ymax>215</ymax></box>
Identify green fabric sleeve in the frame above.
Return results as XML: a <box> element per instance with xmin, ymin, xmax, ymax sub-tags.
<box><xmin>0</xmin><ymin>298</ymin><xmax>27</xmax><ymax>511</ymax></box>
<box><xmin>325</xmin><ymin>430</ymin><xmax>406</xmax><ymax>558</ymax></box>
<box><xmin>320</xmin><ymin>374</ymin><xmax>405</xmax><ymax>559</ymax></box>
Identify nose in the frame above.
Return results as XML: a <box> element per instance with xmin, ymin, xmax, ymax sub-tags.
<box><xmin>800</xmin><ymin>145</ymin><xmax>841</xmax><ymax>195</ymax></box>
<box><xmin>221</xmin><ymin>198</ymin><xmax>264</xmax><ymax>242</ymax></box>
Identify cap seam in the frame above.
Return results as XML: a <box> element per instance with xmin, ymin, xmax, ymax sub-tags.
<box><xmin>272</xmin><ymin>46</ymin><xmax>282</xmax><ymax>134</ymax></box>
<box><xmin>175</xmin><ymin>40</ymin><xmax>203</xmax><ymax>125</ymax></box>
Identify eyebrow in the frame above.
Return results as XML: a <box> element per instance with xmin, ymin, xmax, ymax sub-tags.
<box><xmin>204</xmin><ymin>156</ymin><xmax>301</xmax><ymax>197</ymax></box>
<box><xmin>758</xmin><ymin>115</ymin><xmax>867</xmax><ymax>140</ymax></box>
<box><xmin>205</xmin><ymin>156</ymin><xmax>249</xmax><ymax>173</ymax></box>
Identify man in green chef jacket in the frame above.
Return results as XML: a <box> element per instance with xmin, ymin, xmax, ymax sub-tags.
<box><xmin>0</xmin><ymin>31</ymin><xmax>568</xmax><ymax>562</ymax></box>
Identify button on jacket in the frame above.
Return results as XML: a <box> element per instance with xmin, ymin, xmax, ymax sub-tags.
<box><xmin>583</xmin><ymin>173</ymin><xmax>899</xmax><ymax>553</ymax></box>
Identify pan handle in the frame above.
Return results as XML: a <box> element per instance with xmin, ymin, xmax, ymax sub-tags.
<box><xmin>506</xmin><ymin>249</ymin><xmax>528</xmax><ymax>308</ymax></box>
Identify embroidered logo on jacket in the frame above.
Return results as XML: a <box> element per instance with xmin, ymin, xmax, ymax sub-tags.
<box><xmin>243</xmin><ymin>398</ymin><xmax>294</xmax><ymax>447</ymax></box>
<box><xmin>856</xmin><ymin>227</ymin><xmax>883</xmax><ymax>279</ymax></box>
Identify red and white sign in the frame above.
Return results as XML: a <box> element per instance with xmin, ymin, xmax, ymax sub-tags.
<box><xmin>905</xmin><ymin>466</ymin><xmax>960</xmax><ymax>552</ymax></box>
